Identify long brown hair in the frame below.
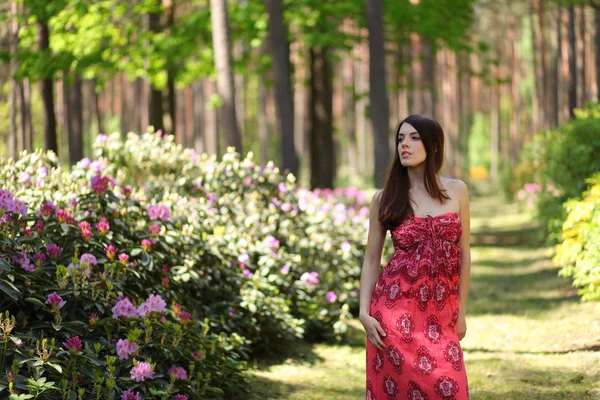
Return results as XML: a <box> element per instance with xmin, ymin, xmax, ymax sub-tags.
<box><xmin>378</xmin><ymin>114</ymin><xmax>450</xmax><ymax>231</ymax></box>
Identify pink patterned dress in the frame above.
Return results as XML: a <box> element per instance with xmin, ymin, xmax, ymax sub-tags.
<box><xmin>366</xmin><ymin>212</ymin><xmax>469</xmax><ymax>400</ymax></box>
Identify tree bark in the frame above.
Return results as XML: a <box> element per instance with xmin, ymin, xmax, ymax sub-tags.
<box><xmin>210</xmin><ymin>0</ymin><xmax>243</xmax><ymax>153</ymax></box>
<box><xmin>64</xmin><ymin>72</ymin><xmax>84</xmax><ymax>164</ymax></box>
<box><xmin>594</xmin><ymin>5</ymin><xmax>600</xmax><ymax>102</ymax></box>
<box><xmin>309</xmin><ymin>46</ymin><xmax>334</xmax><ymax>189</ymax></box>
<box><xmin>148</xmin><ymin>2</ymin><xmax>165</xmax><ymax>133</ymax></box>
<box><xmin>365</xmin><ymin>0</ymin><xmax>390</xmax><ymax>188</ymax></box>
<box><xmin>192</xmin><ymin>81</ymin><xmax>205</xmax><ymax>153</ymax></box>
<box><xmin>551</xmin><ymin>7</ymin><xmax>560</xmax><ymax>128</ymax></box>
<box><xmin>38</xmin><ymin>19</ymin><xmax>58</xmax><ymax>154</ymax></box>
<box><xmin>9</xmin><ymin>0</ymin><xmax>19</xmax><ymax>159</ymax></box>
<box><xmin>265</xmin><ymin>0</ymin><xmax>298</xmax><ymax>176</ymax></box>
<box><xmin>568</xmin><ymin>5</ymin><xmax>577</xmax><ymax>118</ymax></box>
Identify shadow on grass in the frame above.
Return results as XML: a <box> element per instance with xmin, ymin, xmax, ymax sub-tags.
<box><xmin>247</xmin><ymin>340</ymin><xmax>324</xmax><ymax>370</ymax></box>
<box><xmin>467</xmin><ymin>356</ymin><xmax>599</xmax><ymax>400</ymax></box>
<box><xmin>463</xmin><ymin>344</ymin><xmax>600</xmax><ymax>355</ymax></box>
<box><xmin>468</xmin><ymin>264</ymin><xmax>579</xmax><ymax>316</ymax></box>
<box><xmin>471</xmin><ymin>225</ymin><xmax>545</xmax><ymax>248</ymax></box>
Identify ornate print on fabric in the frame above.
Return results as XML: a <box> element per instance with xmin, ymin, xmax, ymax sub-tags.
<box><xmin>366</xmin><ymin>212</ymin><xmax>469</xmax><ymax>399</ymax></box>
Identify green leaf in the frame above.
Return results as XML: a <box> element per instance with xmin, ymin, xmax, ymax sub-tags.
<box><xmin>47</xmin><ymin>362</ymin><xmax>63</xmax><ymax>373</ymax></box>
<box><xmin>0</xmin><ymin>283</ymin><xmax>19</xmax><ymax>301</ymax></box>
<box><xmin>0</xmin><ymin>259</ymin><xmax>12</xmax><ymax>271</ymax></box>
<box><xmin>25</xmin><ymin>297</ymin><xmax>47</xmax><ymax>309</ymax></box>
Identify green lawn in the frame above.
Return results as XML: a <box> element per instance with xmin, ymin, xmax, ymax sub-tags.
<box><xmin>245</xmin><ymin>196</ymin><xmax>600</xmax><ymax>400</ymax></box>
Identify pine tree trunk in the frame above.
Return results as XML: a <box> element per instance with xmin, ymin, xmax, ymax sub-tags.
<box><xmin>19</xmin><ymin>78</ymin><xmax>33</xmax><ymax>151</ymax></box>
<box><xmin>577</xmin><ymin>5</ymin><xmax>587</xmax><ymax>105</ymax></box>
<box><xmin>192</xmin><ymin>81</ymin><xmax>205</xmax><ymax>153</ymax></box>
<box><xmin>9</xmin><ymin>0</ymin><xmax>19</xmax><ymax>158</ymax></box>
<box><xmin>309</xmin><ymin>46</ymin><xmax>334</xmax><ymax>189</ymax></box>
<box><xmin>265</xmin><ymin>0</ymin><xmax>298</xmax><ymax>176</ymax></box>
<box><xmin>210</xmin><ymin>0</ymin><xmax>242</xmax><ymax>153</ymax></box>
<box><xmin>568</xmin><ymin>5</ymin><xmax>577</xmax><ymax>118</ymax></box>
<box><xmin>38</xmin><ymin>19</ymin><xmax>58</xmax><ymax>154</ymax></box>
<box><xmin>365</xmin><ymin>0</ymin><xmax>391</xmax><ymax>188</ymax></box>
<box><xmin>148</xmin><ymin>2</ymin><xmax>164</xmax><ymax>132</ymax></box>
<box><xmin>594</xmin><ymin>5</ymin><xmax>600</xmax><ymax>102</ymax></box>
<box><xmin>65</xmin><ymin>73</ymin><xmax>84</xmax><ymax>164</ymax></box>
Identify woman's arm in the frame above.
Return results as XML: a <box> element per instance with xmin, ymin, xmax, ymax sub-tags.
<box><xmin>456</xmin><ymin>180</ymin><xmax>471</xmax><ymax>339</ymax></box>
<box><xmin>359</xmin><ymin>190</ymin><xmax>387</xmax><ymax>319</ymax></box>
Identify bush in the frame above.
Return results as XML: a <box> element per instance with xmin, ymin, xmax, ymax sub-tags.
<box><xmin>554</xmin><ymin>172</ymin><xmax>600</xmax><ymax>301</ymax></box>
<box><xmin>0</xmin><ymin>129</ymin><xmax>373</xmax><ymax>399</ymax></box>
<box><xmin>0</xmin><ymin>185</ymin><xmax>247</xmax><ymax>399</ymax></box>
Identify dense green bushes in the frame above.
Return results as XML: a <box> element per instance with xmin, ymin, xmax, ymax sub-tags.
<box><xmin>0</xmin><ymin>130</ymin><xmax>371</xmax><ymax>398</ymax></box>
<box><xmin>512</xmin><ymin>104</ymin><xmax>600</xmax><ymax>302</ymax></box>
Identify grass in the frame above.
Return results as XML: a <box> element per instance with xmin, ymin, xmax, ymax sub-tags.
<box><xmin>244</xmin><ymin>195</ymin><xmax>600</xmax><ymax>400</ymax></box>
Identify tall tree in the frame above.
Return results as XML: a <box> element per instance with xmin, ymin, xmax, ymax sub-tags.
<box><xmin>594</xmin><ymin>3</ymin><xmax>600</xmax><ymax>102</ymax></box>
<box><xmin>38</xmin><ymin>18</ymin><xmax>58</xmax><ymax>154</ymax></box>
<box><xmin>148</xmin><ymin>1</ymin><xmax>165</xmax><ymax>133</ymax></box>
<box><xmin>265</xmin><ymin>0</ymin><xmax>298</xmax><ymax>176</ymax></box>
<box><xmin>568</xmin><ymin>4</ymin><xmax>577</xmax><ymax>118</ymax></box>
<box><xmin>210</xmin><ymin>0</ymin><xmax>242</xmax><ymax>152</ymax></box>
<box><xmin>365</xmin><ymin>0</ymin><xmax>390</xmax><ymax>188</ymax></box>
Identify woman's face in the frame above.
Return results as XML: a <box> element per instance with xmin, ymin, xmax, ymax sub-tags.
<box><xmin>397</xmin><ymin>122</ymin><xmax>427</xmax><ymax>167</ymax></box>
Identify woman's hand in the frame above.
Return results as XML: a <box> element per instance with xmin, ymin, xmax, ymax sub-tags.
<box><xmin>456</xmin><ymin>313</ymin><xmax>467</xmax><ymax>341</ymax></box>
<box><xmin>360</xmin><ymin>313</ymin><xmax>387</xmax><ymax>350</ymax></box>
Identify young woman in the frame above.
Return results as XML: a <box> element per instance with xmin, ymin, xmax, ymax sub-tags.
<box><xmin>360</xmin><ymin>114</ymin><xmax>471</xmax><ymax>399</ymax></box>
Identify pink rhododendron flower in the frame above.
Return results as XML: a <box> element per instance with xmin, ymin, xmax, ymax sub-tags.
<box><xmin>141</xmin><ymin>239</ymin><xmax>153</xmax><ymax>252</ymax></box>
<box><xmin>80</xmin><ymin>253</ymin><xmax>97</xmax><ymax>266</ymax></box>
<box><xmin>89</xmin><ymin>313</ymin><xmax>99</xmax><ymax>327</ymax></box>
<box><xmin>112</xmin><ymin>297</ymin><xmax>138</xmax><ymax>319</ymax></box>
<box><xmin>56</xmin><ymin>210</ymin><xmax>69</xmax><ymax>223</ymax></box>
<box><xmin>45</xmin><ymin>292</ymin><xmax>64</xmax><ymax>310</ymax></box>
<box><xmin>46</xmin><ymin>243</ymin><xmax>62</xmax><ymax>260</ymax></box>
<box><xmin>237</xmin><ymin>253</ymin><xmax>249</xmax><ymax>266</ymax></box>
<box><xmin>325</xmin><ymin>291</ymin><xmax>337</xmax><ymax>303</ymax></box>
<box><xmin>280</xmin><ymin>265</ymin><xmax>290</xmax><ymax>275</ymax></box>
<box><xmin>37</xmin><ymin>202</ymin><xmax>56</xmax><ymax>218</ymax></box>
<box><xmin>116</xmin><ymin>339</ymin><xmax>139</xmax><ymax>360</ymax></box>
<box><xmin>147</xmin><ymin>204</ymin><xmax>171</xmax><ymax>221</ymax></box>
<box><xmin>173</xmin><ymin>395</ymin><xmax>188</xmax><ymax>400</ymax></box>
<box><xmin>340</xmin><ymin>241</ymin><xmax>352</xmax><ymax>252</ymax></box>
<box><xmin>263</xmin><ymin>235</ymin><xmax>280</xmax><ymax>249</ymax></box>
<box><xmin>63</xmin><ymin>336</ymin><xmax>83</xmax><ymax>354</ymax></box>
<box><xmin>242</xmin><ymin>269</ymin><xmax>253</xmax><ymax>278</ymax></box>
<box><xmin>137</xmin><ymin>294</ymin><xmax>167</xmax><ymax>317</ymax></box>
<box><xmin>121</xmin><ymin>390</ymin><xmax>142</xmax><ymax>400</ymax></box>
<box><xmin>149</xmin><ymin>225</ymin><xmax>161</xmax><ymax>237</ymax></box>
<box><xmin>96</xmin><ymin>217</ymin><xmax>110</xmax><ymax>235</ymax></box>
<box><xmin>34</xmin><ymin>220</ymin><xmax>44</xmax><ymax>235</ymax></box>
<box><xmin>118</xmin><ymin>253</ymin><xmax>129</xmax><ymax>265</ymax></box>
<box><xmin>130</xmin><ymin>361</ymin><xmax>154</xmax><ymax>382</ymax></box>
<box><xmin>105</xmin><ymin>245</ymin><xmax>117</xmax><ymax>260</ymax></box>
<box><xmin>13</xmin><ymin>252</ymin><xmax>35</xmax><ymax>272</ymax></box>
<box><xmin>300</xmin><ymin>271</ymin><xmax>319</xmax><ymax>285</ymax></box>
<box><xmin>167</xmin><ymin>366</ymin><xmax>187</xmax><ymax>380</ymax></box>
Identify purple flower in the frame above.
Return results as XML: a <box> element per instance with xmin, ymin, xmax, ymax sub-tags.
<box><xmin>177</xmin><ymin>311</ymin><xmax>191</xmax><ymax>320</ymax></box>
<box><xmin>18</xmin><ymin>171</ymin><xmax>31</xmax><ymax>183</ymax></box>
<box><xmin>34</xmin><ymin>220</ymin><xmax>44</xmax><ymax>235</ymax></box>
<box><xmin>91</xmin><ymin>175</ymin><xmax>112</xmax><ymax>195</ymax></box>
<box><xmin>105</xmin><ymin>245</ymin><xmax>118</xmax><ymax>260</ymax></box>
<box><xmin>121</xmin><ymin>390</ymin><xmax>142</xmax><ymax>400</ymax></box>
<box><xmin>340</xmin><ymin>241</ymin><xmax>352</xmax><ymax>252</ymax></box>
<box><xmin>96</xmin><ymin>217</ymin><xmax>110</xmax><ymax>235</ymax></box>
<box><xmin>278</xmin><ymin>182</ymin><xmax>287</xmax><ymax>193</ymax></box>
<box><xmin>77</xmin><ymin>158</ymin><xmax>91</xmax><ymax>169</ymax></box>
<box><xmin>173</xmin><ymin>395</ymin><xmax>189</xmax><ymax>400</ymax></box>
<box><xmin>80</xmin><ymin>253</ymin><xmax>97</xmax><ymax>266</ymax></box>
<box><xmin>167</xmin><ymin>366</ymin><xmax>188</xmax><ymax>380</ymax></box>
<box><xmin>141</xmin><ymin>239</ymin><xmax>153</xmax><ymax>252</ymax></box>
<box><xmin>280</xmin><ymin>265</ymin><xmax>290</xmax><ymax>275</ymax></box>
<box><xmin>45</xmin><ymin>292</ymin><xmax>65</xmax><ymax>310</ymax></box>
<box><xmin>46</xmin><ymin>243</ymin><xmax>61</xmax><ymax>260</ymax></box>
<box><xmin>149</xmin><ymin>225</ymin><xmax>161</xmax><ymax>237</ymax></box>
<box><xmin>63</xmin><ymin>336</ymin><xmax>83</xmax><ymax>354</ymax></box>
<box><xmin>112</xmin><ymin>297</ymin><xmax>138</xmax><ymax>319</ymax></box>
<box><xmin>263</xmin><ymin>235</ymin><xmax>280</xmax><ymax>249</ymax></box>
<box><xmin>237</xmin><ymin>253</ymin><xmax>249</xmax><ymax>266</ymax></box>
<box><xmin>147</xmin><ymin>204</ymin><xmax>171</xmax><ymax>221</ymax></box>
<box><xmin>130</xmin><ymin>361</ymin><xmax>154</xmax><ymax>382</ymax></box>
<box><xmin>116</xmin><ymin>339</ymin><xmax>139</xmax><ymax>360</ymax></box>
<box><xmin>13</xmin><ymin>252</ymin><xmax>35</xmax><ymax>272</ymax></box>
<box><xmin>56</xmin><ymin>209</ymin><xmax>69</xmax><ymax>223</ymax></box>
<box><xmin>137</xmin><ymin>294</ymin><xmax>167</xmax><ymax>317</ymax></box>
<box><xmin>300</xmin><ymin>271</ymin><xmax>319</xmax><ymax>285</ymax></box>
<box><xmin>242</xmin><ymin>269</ymin><xmax>253</xmax><ymax>278</ymax></box>
<box><xmin>38</xmin><ymin>202</ymin><xmax>56</xmax><ymax>218</ymax></box>
<box><xmin>325</xmin><ymin>291</ymin><xmax>337</xmax><ymax>303</ymax></box>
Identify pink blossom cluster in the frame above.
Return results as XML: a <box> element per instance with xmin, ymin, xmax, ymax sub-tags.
<box><xmin>67</xmin><ymin>262</ymin><xmax>90</xmax><ymax>278</ymax></box>
<box><xmin>63</xmin><ymin>336</ymin><xmax>83</xmax><ymax>354</ymax></box>
<box><xmin>137</xmin><ymin>294</ymin><xmax>167</xmax><ymax>317</ymax></box>
<box><xmin>148</xmin><ymin>225</ymin><xmax>161</xmax><ymax>237</ymax></box>
<box><xmin>116</xmin><ymin>338</ymin><xmax>139</xmax><ymax>360</ymax></box>
<box><xmin>118</xmin><ymin>253</ymin><xmax>129</xmax><ymax>265</ymax></box>
<box><xmin>13</xmin><ymin>252</ymin><xmax>35</xmax><ymax>272</ymax></box>
<box><xmin>96</xmin><ymin>216</ymin><xmax>110</xmax><ymax>235</ymax></box>
<box><xmin>130</xmin><ymin>361</ymin><xmax>154</xmax><ymax>382</ymax></box>
<box><xmin>0</xmin><ymin>189</ymin><xmax>28</xmax><ymax>216</ymax></box>
<box><xmin>121</xmin><ymin>390</ymin><xmax>142</xmax><ymax>400</ymax></box>
<box><xmin>46</xmin><ymin>243</ymin><xmax>62</xmax><ymax>260</ymax></box>
<box><xmin>80</xmin><ymin>253</ymin><xmax>97</xmax><ymax>266</ymax></box>
<box><xmin>79</xmin><ymin>221</ymin><xmax>92</xmax><ymax>242</ymax></box>
<box><xmin>173</xmin><ymin>395</ymin><xmax>189</xmax><ymax>400</ymax></box>
<box><xmin>167</xmin><ymin>366</ymin><xmax>188</xmax><ymax>380</ymax></box>
<box><xmin>90</xmin><ymin>175</ymin><xmax>114</xmax><ymax>195</ymax></box>
<box><xmin>105</xmin><ymin>245</ymin><xmax>118</xmax><ymax>260</ymax></box>
<box><xmin>263</xmin><ymin>235</ymin><xmax>280</xmax><ymax>249</ymax></box>
<box><xmin>147</xmin><ymin>204</ymin><xmax>171</xmax><ymax>221</ymax></box>
<box><xmin>45</xmin><ymin>292</ymin><xmax>64</xmax><ymax>310</ymax></box>
<box><xmin>111</xmin><ymin>297</ymin><xmax>138</xmax><ymax>319</ymax></box>
<box><xmin>325</xmin><ymin>291</ymin><xmax>337</xmax><ymax>303</ymax></box>
<box><xmin>141</xmin><ymin>239</ymin><xmax>153</xmax><ymax>252</ymax></box>
<box><xmin>300</xmin><ymin>271</ymin><xmax>320</xmax><ymax>285</ymax></box>
<box><xmin>37</xmin><ymin>202</ymin><xmax>56</xmax><ymax>218</ymax></box>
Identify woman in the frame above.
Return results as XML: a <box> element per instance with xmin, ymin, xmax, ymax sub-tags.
<box><xmin>360</xmin><ymin>114</ymin><xmax>471</xmax><ymax>400</ymax></box>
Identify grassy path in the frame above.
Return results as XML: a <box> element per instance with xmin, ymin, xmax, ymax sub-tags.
<box><xmin>245</xmin><ymin>196</ymin><xmax>600</xmax><ymax>399</ymax></box>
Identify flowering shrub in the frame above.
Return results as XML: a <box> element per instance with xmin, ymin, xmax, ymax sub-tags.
<box><xmin>0</xmin><ymin>128</ymin><xmax>374</xmax><ymax>397</ymax></box>
<box><xmin>554</xmin><ymin>173</ymin><xmax>600</xmax><ymax>301</ymax></box>
<box><xmin>0</xmin><ymin>185</ymin><xmax>247</xmax><ymax>399</ymax></box>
